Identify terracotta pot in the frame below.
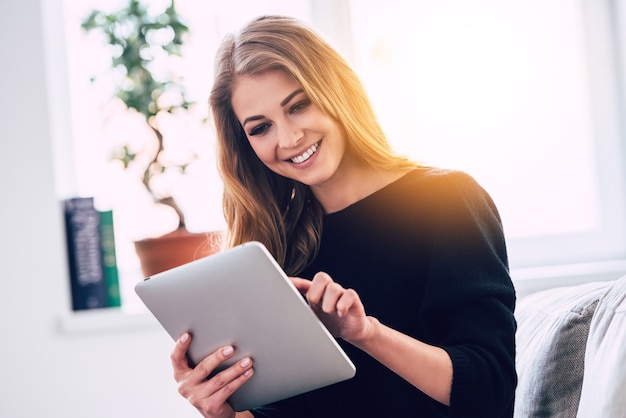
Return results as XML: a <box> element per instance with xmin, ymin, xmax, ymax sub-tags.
<box><xmin>134</xmin><ymin>229</ymin><xmax>223</xmax><ymax>278</ymax></box>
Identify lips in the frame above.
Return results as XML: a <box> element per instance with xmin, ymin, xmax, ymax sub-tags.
<box><xmin>290</xmin><ymin>141</ymin><xmax>320</xmax><ymax>164</ymax></box>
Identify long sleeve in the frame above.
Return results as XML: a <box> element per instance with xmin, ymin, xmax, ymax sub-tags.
<box><xmin>418</xmin><ymin>172</ymin><xmax>517</xmax><ymax>417</ymax></box>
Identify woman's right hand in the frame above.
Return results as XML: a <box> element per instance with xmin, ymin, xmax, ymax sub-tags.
<box><xmin>171</xmin><ymin>333</ymin><xmax>255</xmax><ymax>418</ymax></box>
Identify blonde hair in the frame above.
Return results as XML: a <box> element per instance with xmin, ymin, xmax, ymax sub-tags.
<box><xmin>210</xmin><ymin>15</ymin><xmax>415</xmax><ymax>275</ymax></box>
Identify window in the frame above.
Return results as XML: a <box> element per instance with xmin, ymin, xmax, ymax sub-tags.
<box><xmin>347</xmin><ymin>0</ymin><xmax>626</xmax><ymax>275</ymax></box>
<box><xmin>47</xmin><ymin>0</ymin><xmax>626</xmax><ymax>313</ymax></box>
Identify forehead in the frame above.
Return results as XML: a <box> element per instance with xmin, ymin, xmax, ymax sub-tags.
<box><xmin>231</xmin><ymin>70</ymin><xmax>302</xmax><ymax>119</ymax></box>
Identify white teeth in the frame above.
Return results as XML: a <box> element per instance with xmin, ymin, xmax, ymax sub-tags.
<box><xmin>291</xmin><ymin>141</ymin><xmax>319</xmax><ymax>164</ymax></box>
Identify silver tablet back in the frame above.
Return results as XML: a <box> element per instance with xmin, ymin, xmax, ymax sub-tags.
<box><xmin>135</xmin><ymin>241</ymin><xmax>356</xmax><ymax>411</ymax></box>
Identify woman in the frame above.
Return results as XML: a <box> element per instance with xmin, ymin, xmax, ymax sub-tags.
<box><xmin>171</xmin><ymin>15</ymin><xmax>517</xmax><ymax>418</ymax></box>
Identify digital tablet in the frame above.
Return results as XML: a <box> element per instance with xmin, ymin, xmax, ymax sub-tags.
<box><xmin>135</xmin><ymin>241</ymin><xmax>356</xmax><ymax>411</ymax></box>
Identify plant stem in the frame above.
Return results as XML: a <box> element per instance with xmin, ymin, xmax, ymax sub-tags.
<box><xmin>144</xmin><ymin>124</ymin><xmax>187</xmax><ymax>229</ymax></box>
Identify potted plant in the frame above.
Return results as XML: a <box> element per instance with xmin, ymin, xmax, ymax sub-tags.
<box><xmin>81</xmin><ymin>0</ymin><xmax>221</xmax><ymax>276</ymax></box>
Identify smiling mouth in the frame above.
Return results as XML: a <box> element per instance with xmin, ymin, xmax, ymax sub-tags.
<box><xmin>290</xmin><ymin>141</ymin><xmax>320</xmax><ymax>164</ymax></box>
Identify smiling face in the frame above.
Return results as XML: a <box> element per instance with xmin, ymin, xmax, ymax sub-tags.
<box><xmin>231</xmin><ymin>70</ymin><xmax>349</xmax><ymax>191</ymax></box>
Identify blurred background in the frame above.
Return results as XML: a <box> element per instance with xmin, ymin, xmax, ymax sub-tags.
<box><xmin>1</xmin><ymin>0</ymin><xmax>625</xmax><ymax>416</ymax></box>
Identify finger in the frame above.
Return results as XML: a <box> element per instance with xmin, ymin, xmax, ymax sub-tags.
<box><xmin>203</xmin><ymin>357</ymin><xmax>255</xmax><ymax>400</ymax></box>
<box><xmin>188</xmin><ymin>345</ymin><xmax>237</xmax><ymax>385</ymax></box>
<box><xmin>171</xmin><ymin>332</ymin><xmax>193</xmax><ymax>381</ymax></box>
<box><xmin>289</xmin><ymin>277</ymin><xmax>312</xmax><ymax>295</ymax></box>
<box><xmin>177</xmin><ymin>345</ymin><xmax>239</xmax><ymax>400</ymax></box>
<box><xmin>307</xmin><ymin>272</ymin><xmax>333</xmax><ymax>305</ymax></box>
<box><xmin>320</xmin><ymin>282</ymin><xmax>345</xmax><ymax>315</ymax></box>
<box><xmin>336</xmin><ymin>288</ymin><xmax>360</xmax><ymax>317</ymax></box>
<box><xmin>191</xmin><ymin>359</ymin><xmax>255</xmax><ymax>414</ymax></box>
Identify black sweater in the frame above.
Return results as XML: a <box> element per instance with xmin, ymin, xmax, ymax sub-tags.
<box><xmin>252</xmin><ymin>168</ymin><xmax>517</xmax><ymax>417</ymax></box>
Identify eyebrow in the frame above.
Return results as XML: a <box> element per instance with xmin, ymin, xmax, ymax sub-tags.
<box><xmin>242</xmin><ymin>88</ymin><xmax>305</xmax><ymax>127</ymax></box>
<box><xmin>280</xmin><ymin>88</ymin><xmax>304</xmax><ymax>106</ymax></box>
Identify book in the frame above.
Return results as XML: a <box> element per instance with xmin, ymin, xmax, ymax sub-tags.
<box><xmin>99</xmin><ymin>210</ymin><xmax>121</xmax><ymax>307</ymax></box>
<box><xmin>63</xmin><ymin>197</ymin><xmax>108</xmax><ymax>311</ymax></box>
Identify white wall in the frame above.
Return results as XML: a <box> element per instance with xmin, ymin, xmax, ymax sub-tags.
<box><xmin>0</xmin><ymin>1</ymin><xmax>198</xmax><ymax>416</ymax></box>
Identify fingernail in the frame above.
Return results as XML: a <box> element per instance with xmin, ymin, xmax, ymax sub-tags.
<box><xmin>222</xmin><ymin>346</ymin><xmax>234</xmax><ymax>356</ymax></box>
<box><xmin>243</xmin><ymin>368</ymin><xmax>253</xmax><ymax>377</ymax></box>
<box><xmin>240</xmin><ymin>357</ymin><xmax>251</xmax><ymax>367</ymax></box>
<box><xmin>180</xmin><ymin>333</ymin><xmax>189</xmax><ymax>343</ymax></box>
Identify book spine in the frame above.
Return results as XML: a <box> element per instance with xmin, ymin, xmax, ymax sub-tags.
<box><xmin>99</xmin><ymin>210</ymin><xmax>121</xmax><ymax>307</ymax></box>
<box><xmin>63</xmin><ymin>197</ymin><xmax>108</xmax><ymax>311</ymax></box>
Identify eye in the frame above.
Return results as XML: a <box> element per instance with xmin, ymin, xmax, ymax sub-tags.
<box><xmin>248</xmin><ymin>122</ymin><xmax>272</xmax><ymax>136</ymax></box>
<box><xmin>289</xmin><ymin>99</ymin><xmax>311</xmax><ymax>114</ymax></box>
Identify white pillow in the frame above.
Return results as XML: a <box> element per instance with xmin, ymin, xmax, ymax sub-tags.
<box><xmin>576</xmin><ymin>275</ymin><xmax>626</xmax><ymax>418</ymax></box>
<box><xmin>514</xmin><ymin>280</ymin><xmax>613</xmax><ymax>418</ymax></box>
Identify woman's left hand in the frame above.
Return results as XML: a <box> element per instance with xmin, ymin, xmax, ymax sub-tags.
<box><xmin>290</xmin><ymin>272</ymin><xmax>376</xmax><ymax>345</ymax></box>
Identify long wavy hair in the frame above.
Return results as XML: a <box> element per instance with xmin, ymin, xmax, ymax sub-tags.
<box><xmin>210</xmin><ymin>15</ymin><xmax>416</xmax><ymax>275</ymax></box>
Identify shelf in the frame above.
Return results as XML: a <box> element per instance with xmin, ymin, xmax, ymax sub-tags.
<box><xmin>58</xmin><ymin>307</ymin><xmax>160</xmax><ymax>335</ymax></box>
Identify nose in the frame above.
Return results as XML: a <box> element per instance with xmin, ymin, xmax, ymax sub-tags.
<box><xmin>277</xmin><ymin>121</ymin><xmax>304</xmax><ymax>149</ymax></box>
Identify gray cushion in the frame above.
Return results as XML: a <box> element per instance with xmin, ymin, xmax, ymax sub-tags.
<box><xmin>514</xmin><ymin>281</ymin><xmax>613</xmax><ymax>418</ymax></box>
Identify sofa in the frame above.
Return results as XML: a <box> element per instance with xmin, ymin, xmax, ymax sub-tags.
<box><xmin>514</xmin><ymin>274</ymin><xmax>626</xmax><ymax>417</ymax></box>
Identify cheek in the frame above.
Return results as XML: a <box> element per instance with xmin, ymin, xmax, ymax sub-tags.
<box><xmin>248</xmin><ymin>139</ymin><xmax>274</xmax><ymax>164</ymax></box>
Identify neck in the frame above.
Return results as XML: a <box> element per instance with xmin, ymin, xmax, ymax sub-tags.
<box><xmin>311</xmin><ymin>161</ymin><xmax>410</xmax><ymax>214</ymax></box>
